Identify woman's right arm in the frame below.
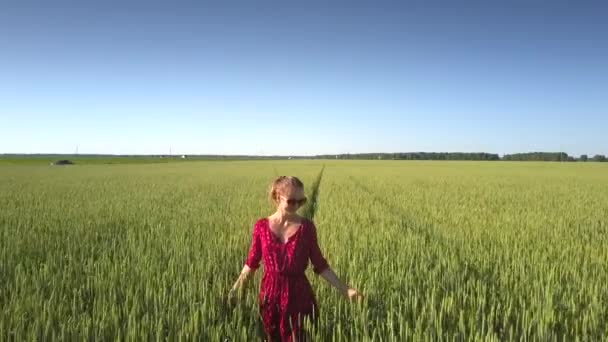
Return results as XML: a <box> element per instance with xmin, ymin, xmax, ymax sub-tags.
<box><xmin>229</xmin><ymin>221</ymin><xmax>262</xmax><ymax>296</ymax></box>
<box><xmin>229</xmin><ymin>265</ymin><xmax>256</xmax><ymax>295</ymax></box>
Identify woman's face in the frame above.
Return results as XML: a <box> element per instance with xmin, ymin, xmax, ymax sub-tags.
<box><xmin>277</xmin><ymin>186</ymin><xmax>307</xmax><ymax>213</ymax></box>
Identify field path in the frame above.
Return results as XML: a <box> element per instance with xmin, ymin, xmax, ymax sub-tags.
<box><xmin>302</xmin><ymin>165</ymin><xmax>325</xmax><ymax>220</ymax></box>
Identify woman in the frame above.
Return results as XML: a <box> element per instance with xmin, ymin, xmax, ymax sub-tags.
<box><xmin>229</xmin><ymin>176</ymin><xmax>363</xmax><ymax>341</ymax></box>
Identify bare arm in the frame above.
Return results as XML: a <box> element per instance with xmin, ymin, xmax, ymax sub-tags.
<box><xmin>308</xmin><ymin>221</ymin><xmax>363</xmax><ymax>301</ymax></box>
<box><xmin>229</xmin><ymin>265</ymin><xmax>257</xmax><ymax>295</ymax></box>
<box><xmin>318</xmin><ymin>267</ymin><xmax>363</xmax><ymax>300</ymax></box>
<box><xmin>229</xmin><ymin>220</ymin><xmax>262</xmax><ymax>297</ymax></box>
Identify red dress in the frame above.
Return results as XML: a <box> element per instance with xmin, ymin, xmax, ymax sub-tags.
<box><xmin>245</xmin><ymin>217</ymin><xmax>330</xmax><ymax>341</ymax></box>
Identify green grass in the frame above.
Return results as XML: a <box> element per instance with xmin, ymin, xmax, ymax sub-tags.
<box><xmin>1</xmin><ymin>160</ymin><xmax>607</xmax><ymax>340</ymax></box>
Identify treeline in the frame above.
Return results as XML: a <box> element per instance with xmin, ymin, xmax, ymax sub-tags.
<box><xmin>500</xmin><ymin>152</ymin><xmax>606</xmax><ymax>162</ymax></box>
<box><xmin>502</xmin><ymin>152</ymin><xmax>572</xmax><ymax>161</ymax></box>
<box><xmin>316</xmin><ymin>152</ymin><xmax>607</xmax><ymax>161</ymax></box>
<box><xmin>317</xmin><ymin>152</ymin><xmax>500</xmax><ymax>160</ymax></box>
<box><xmin>3</xmin><ymin>152</ymin><xmax>607</xmax><ymax>162</ymax></box>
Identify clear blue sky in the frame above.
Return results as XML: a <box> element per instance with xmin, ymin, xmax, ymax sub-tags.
<box><xmin>1</xmin><ymin>0</ymin><xmax>606</xmax><ymax>156</ymax></box>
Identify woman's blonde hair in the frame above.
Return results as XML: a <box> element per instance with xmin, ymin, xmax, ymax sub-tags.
<box><xmin>269</xmin><ymin>176</ymin><xmax>304</xmax><ymax>204</ymax></box>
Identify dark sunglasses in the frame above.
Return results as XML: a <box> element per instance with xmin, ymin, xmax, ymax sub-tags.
<box><xmin>285</xmin><ymin>197</ymin><xmax>307</xmax><ymax>206</ymax></box>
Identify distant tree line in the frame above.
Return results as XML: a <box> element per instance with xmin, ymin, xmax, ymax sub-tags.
<box><xmin>316</xmin><ymin>152</ymin><xmax>500</xmax><ymax>160</ymax></box>
<box><xmin>502</xmin><ymin>152</ymin><xmax>570</xmax><ymax>161</ymax></box>
<box><xmin>316</xmin><ymin>152</ymin><xmax>607</xmax><ymax>161</ymax></box>
<box><xmin>501</xmin><ymin>152</ymin><xmax>606</xmax><ymax>162</ymax></box>
<box><xmin>2</xmin><ymin>152</ymin><xmax>607</xmax><ymax>162</ymax></box>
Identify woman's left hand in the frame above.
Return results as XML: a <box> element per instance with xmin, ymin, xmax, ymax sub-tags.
<box><xmin>345</xmin><ymin>288</ymin><xmax>364</xmax><ymax>301</ymax></box>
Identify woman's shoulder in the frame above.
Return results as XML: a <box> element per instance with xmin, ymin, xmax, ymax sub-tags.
<box><xmin>252</xmin><ymin>217</ymin><xmax>269</xmax><ymax>233</ymax></box>
<box><xmin>255</xmin><ymin>217</ymin><xmax>269</xmax><ymax>226</ymax></box>
<box><xmin>254</xmin><ymin>215</ymin><xmax>313</xmax><ymax>227</ymax></box>
<box><xmin>301</xmin><ymin>216</ymin><xmax>316</xmax><ymax>229</ymax></box>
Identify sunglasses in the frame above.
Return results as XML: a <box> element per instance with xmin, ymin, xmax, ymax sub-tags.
<box><xmin>283</xmin><ymin>196</ymin><xmax>307</xmax><ymax>206</ymax></box>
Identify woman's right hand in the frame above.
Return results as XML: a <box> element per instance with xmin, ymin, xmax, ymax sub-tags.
<box><xmin>227</xmin><ymin>265</ymin><xmax>253</xmax><ymax>305</ymax></box>
<box><xmin>225</xmin><ymin>287</ymin><xmax>240</xmax><ymax>307</ymax></box>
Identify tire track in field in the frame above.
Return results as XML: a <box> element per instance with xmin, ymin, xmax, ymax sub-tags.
<box><xmin>302</xmin><ymin>165</ymin><xmax>325</xmax><ymax>221</ymax></box>
<box><xmin>349</xmin><ymin>174</ymin><xmax>484</xmax><ymax>268</ymax></box>
<box><xmin>347</xmin><ymin>175</ymin><xmax>440</xmax><ymax>244</ymax></box>
<box><xmin>348</xmin><ymin>175</ymin><xmax>473</xmax><ymax>252</ymax></box>
<box><xmin>348</xmin><ymin>175</ymin><xmax>507</xmax><ymax>336</ymax></box>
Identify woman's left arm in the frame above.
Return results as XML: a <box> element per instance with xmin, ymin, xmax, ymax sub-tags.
<box><xmin>308</xmin><ymin>221</ymin><xmax>363</xmax><ymax>301</ymax></box>
<box><xmin>319</xmin><ymin>268</ymin><xmax>363</xmax><ymax>301</ymax></box>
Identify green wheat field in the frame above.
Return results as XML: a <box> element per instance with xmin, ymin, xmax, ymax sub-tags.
<box><xmin>1</xmin><ymin>160</ymin><xmax>607</xmax><ymax>341</ymax></box>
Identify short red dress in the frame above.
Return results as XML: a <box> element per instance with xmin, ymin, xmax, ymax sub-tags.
<box><xmin>245</xmin><ymin>217</ymin><xmax>330</xmax><ymax>341</ymax></box>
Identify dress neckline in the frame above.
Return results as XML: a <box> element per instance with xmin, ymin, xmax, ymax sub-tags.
<box><xmin>265</xmin><ymin>217</ymin><xmax>304</xmax><ymax>245</ymax></box>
